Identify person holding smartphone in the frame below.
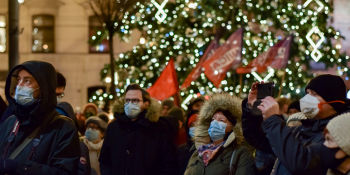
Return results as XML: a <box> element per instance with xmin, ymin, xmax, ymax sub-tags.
<box><xmin>241</xmin><ymin>74</ymin><xmax>349</xmax><ymax>175</ymax></box>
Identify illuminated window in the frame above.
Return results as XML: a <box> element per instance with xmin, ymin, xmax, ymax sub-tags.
<box><xmin>32</xmin><ymin>15</ymin><xmax>54</xmax><ymax>53</ymax></box>
<box><xmin>89</xmin><ymin>16</ymin><xmax>109</xmax><ymax>53</ymax></box>
<box><xmin>0</xmin><ymin>15</ymin><xmax>6</xmax><ymax>53</ymax></box>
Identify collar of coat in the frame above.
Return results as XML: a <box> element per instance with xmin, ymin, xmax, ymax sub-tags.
<box><xmin>193</xmin><ymin>93</ymin><xmax>243</xmax><ymax>149</ymax></box>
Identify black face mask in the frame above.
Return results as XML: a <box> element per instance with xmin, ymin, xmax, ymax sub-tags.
<box><xmin>319</xmin><ymin>146</ymin><xmax>346</xmax><ymax>169</ymax></box>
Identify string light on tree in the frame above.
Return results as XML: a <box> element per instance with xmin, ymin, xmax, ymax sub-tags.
<box><xmin>92</xmin><ymin>0</ymin><xmax>349</xmax><ymax>105</ymax></box>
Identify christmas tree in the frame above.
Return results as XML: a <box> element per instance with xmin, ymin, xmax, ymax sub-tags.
<box><xmin>91</xmin><ymin>0</ymin><xmax>349</xmax><ymax>105</ymax></box>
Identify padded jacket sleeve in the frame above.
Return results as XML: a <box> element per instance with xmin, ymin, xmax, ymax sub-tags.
<box><xmin>241</xmin><ymin>98</ymin><xmax>273</xmax><ymax>153</ymax></box>
<box><xmin>261</xmin><ymin>115</ymin><xmax>339</xmax><ymax>174</ymax></box>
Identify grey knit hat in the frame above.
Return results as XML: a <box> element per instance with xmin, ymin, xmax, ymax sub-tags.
<box><xmin>326</xmin><ymin>112</ymin><xmax>350</xmax><ymax>156</ymax></box>
<box><xmin>86</xmin><ymin>116</ymin><xmax>108</xmax><ymax>132</ymax></box>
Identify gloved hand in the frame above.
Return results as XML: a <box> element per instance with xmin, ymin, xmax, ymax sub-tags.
<box><xmin>0</xmin><ymin>158</ymin><xmax>18</xmax><ymax>173</ymax></box>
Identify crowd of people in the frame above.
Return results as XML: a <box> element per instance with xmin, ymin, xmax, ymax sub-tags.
<box><xmin>0</xmin><ymin>60</ymin><xmax>350</xmax><ymax>175</ymax></box>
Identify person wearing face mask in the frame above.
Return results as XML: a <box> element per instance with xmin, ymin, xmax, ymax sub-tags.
<box><xmin>0</xmin><ymin>61</ymin><xmax>80</xmax><ymax>174</ymax></box>
<box><xmin>184</xmin><ymin>93</ymin><xmax>256</xmax><ymax>175</ymax></box>
<box><xmin>56</xmin><ymin>72</ymin><xmax>66</xmax><ymax>103</ymax></box>
<box><xmin>81</xmin><ymin>116</ymin><xmax>107</xmax><ymax>175</ymax></box>
<box><xmin>242</xmin><ymin>74</ymin><xmax>349</xmax><ymax>175</ymax></box>
<box><xmin>57</xmin><ymin>102</ymin><xmax>92</xmax><ymax>175</ymax></box>
<box><xmin>99</xmin><ymin>84</ymin><xmax>177</xmax><ymax>175</ymax></box>
<box><xmin>83</xmin><ymin>103</ymin><xmax>99</xmax><ymax>119</ymax></box>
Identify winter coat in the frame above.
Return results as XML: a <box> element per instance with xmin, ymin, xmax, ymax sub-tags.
<box><xmin>0</xmin><ymin>95</ymin><xmax>6</xmax><ymax>118</ymax></box>
<box><xmin>57</xmin><ymin>102</ymin><xmax>91</xmax><ymax>175</ymax></box>
<box><xmin>99</xmin><ymin>98</ymin><xmax>177</xmax><ymax>175</ymax></box>
<box><xmin>0</xmin><ymin>61</ymin><xmax>80</xmax><ymax>174</ymax></box>
<box><xmin>241</xmin><ymin>98</ymin><xmax>341</xmax><ymax>175</ymax></box>
<box><xmin>184</xmin><ymin>94</ymin><xmax>256</xmax><ymax>175</ymax></box>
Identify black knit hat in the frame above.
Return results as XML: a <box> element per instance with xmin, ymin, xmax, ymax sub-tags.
<box><xmin>305</xmin><ymin>74</ymin><xmax>347</xmax><ymax>112</ymax></box>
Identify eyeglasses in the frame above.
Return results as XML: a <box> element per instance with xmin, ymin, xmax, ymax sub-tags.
<box><xmin>56</xmin><ymin>93</ymin><xmax>65</xmax><ymax>98</ymax></box>
<box><xmin>125</xmin><ymin>98</ymin><xmax>142</xmax><ymax>104</ymax></box>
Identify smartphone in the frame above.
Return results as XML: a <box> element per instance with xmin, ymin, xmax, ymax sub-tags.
<box><xmin>251</xmin><ymin>82</ymin><xmax>275</xmax><ymax>116</ymax></box>
<box><xmin>257</xmin><ymin>82</ymin><xmax>275</xmax><ymax>99</ymax></box>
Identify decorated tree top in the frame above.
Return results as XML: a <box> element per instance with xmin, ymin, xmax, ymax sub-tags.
<box><xmin>92</xmin><ymin>0</ymin><xmax>349</xmax><ymax>105</ymax></box>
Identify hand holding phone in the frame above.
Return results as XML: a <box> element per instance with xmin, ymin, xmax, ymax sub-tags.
<box><xmin>257</xmin><ymin>82</ymin><xmax>275</xmax><ymax>99</ymax></box>
<box><xmin>250</xmin><ymin>82</ymin><xmax>275</xmax><ymax>116</ymax></box>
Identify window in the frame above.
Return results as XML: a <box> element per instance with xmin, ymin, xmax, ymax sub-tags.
<box><xmin>32</xmin><ymin>15</ymin><xmax>54</xmax><ymax>53</ymax></box>
<box><xmin>0</xmin><ymin>15</ymin><xmax>6</xmax><ymax>53</ymax></box>
<box><xmin>89</xmin><ymin>16</ymin><xmax>109</xmax><ymax>53</ymax></box>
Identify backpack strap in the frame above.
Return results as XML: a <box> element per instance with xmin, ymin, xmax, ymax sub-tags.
<box><xmin>8</xmin><ymin>127</ymin><xmax>40</xmax><ymax>159</ymax></box>
<box><xmin>8</xmin><ymin>111</ymin><xmax>61</xmax><ymax>159</ymax></box>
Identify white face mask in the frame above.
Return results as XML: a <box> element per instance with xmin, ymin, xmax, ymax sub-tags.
<box><xmin>300</xmin><ymin>94</ymin><xmax>320</xmax><ymax>119</ymax></box>
<box><xmin>57</xmin><ymin>96</ymin><xmax>62</xmax><ymax>103</ymax></box>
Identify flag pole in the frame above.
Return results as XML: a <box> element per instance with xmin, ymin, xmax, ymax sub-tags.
<box><xmin>173</xmin><ymin>91</ymin><xmax>181</xmax><ymax>107</ymax></box>
<box><xmin>278</xmin><ymin>70</ymin><xmax>286</xmax><ymax>97</ymax></box>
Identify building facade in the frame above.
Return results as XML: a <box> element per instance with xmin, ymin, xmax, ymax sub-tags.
<box><xmin>0</xmin><ymin>0</ymin><xmax>141</xmax><ymax>110</ymax></box>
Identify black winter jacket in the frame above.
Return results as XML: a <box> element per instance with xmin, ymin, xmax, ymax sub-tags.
<box><xmin>0</xmin><ymin>61</ymin><xmax>80</xmax><ymax>175</ymax></box>
<box><xmin>99</xmin><ymin>111</ymin><xmax>177</xmax><ymax>175</ymax></box>
<box><xmin>0</xmin><ymin>95</ymin><xmax>6</xmax><ymax>118</ymax></box>
<box><xmin>241</xmin><ymin>98</ymin><xmax>340</xmax><ymax>175</ymax></box>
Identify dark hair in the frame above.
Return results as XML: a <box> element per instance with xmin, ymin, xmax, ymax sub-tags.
<box><xmin>56</xmin><ymin>72</ymin><xmax>66</xmax><ymax>88</ymax></box>
<box><xmin>98</xmin><ymin>113</ymin><xmax>110</xmax><ymax>123</ymax></box>
<box><xmin>125</xmin><ymin>84</ymin><xmax>150</xmax><ymax>103</ymax></box>
<box><xmin>162</xmin><ymin>99</ymin><xmax>175</xmax><ymax>108</ymax></box>
<box><xmin>215</xmin><ymin>109</ymin><xmax>236</xmax><ymax>126</ymax></box>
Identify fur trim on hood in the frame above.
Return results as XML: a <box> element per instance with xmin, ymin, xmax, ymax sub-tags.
<box><xmin>194</xmin><ymin>93</ymin><xmax>243</xmax><ymax>149</ymax></box>
<box><xmin>112</xmin><ymin>97</ymin><xmax>161</xmax><ymax>122</ymax></box>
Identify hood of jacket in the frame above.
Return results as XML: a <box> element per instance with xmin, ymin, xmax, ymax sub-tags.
<box><xmin>112</xmin><ymin>97</ymin><xmax>161</xmax><ymax>122</ymax></box>
<box><xmin>5</xmin><ymin>61</ymin><xmax>57</xmax><ymax>124</ymax></box>
<box><xmin>194</xmin><ymin>93</ymin><xmax>243</xmax><ymax>149</ymax></box>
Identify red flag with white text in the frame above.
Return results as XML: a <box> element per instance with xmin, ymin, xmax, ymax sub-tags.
<box><xmin>236</xmin><ymin>35</ymin><xmax>293</xmax><ymax>74</ymax></box>
<box><xmin>147</xmin><ymin>59</ymin><xmax>179</xmax><ymax>101</ymax></box>
<box><xmin>180</xmin><ymin>39</ymin><xmax>220</xmax><ymax>89</ymax></box>
<box><xmin>202</xmin><ymin>28</ymin><xmax>243</xmax><ymax>88</ymax></box>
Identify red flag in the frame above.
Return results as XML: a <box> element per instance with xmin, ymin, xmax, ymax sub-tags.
<box><xmin>180</xmin><ymin>39</ymin><xmax>220</xmax><ymax>89</ymax></box>
<box><xmin>236</xmin><ymin>35</ymin><xmax>293</xmax><ymax>74</ymax></box>
<box><xmin>147</xmin><ymin>59</ymin><xmax>179</xmax><ymax>101</ymax></box>
<box><xmin>202</xmin><ymin>28</ymin><xmax>243</xmax><ymax>88</ymax></box>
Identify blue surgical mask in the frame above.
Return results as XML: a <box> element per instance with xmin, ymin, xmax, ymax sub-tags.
<box><xmin>208</xmin><ymin>120</ymin><xmax>227</xmax><ymax>141</ymax></box>
<box><xmin>14</xmin><ymin>86</ymin><xmax>38</xmax><ymax>106</ymax></box>
<box><xmin>189</xmin><ymin>127</ymin><xmax>195</xmax><ymax>138</ymax></box>
<box><xmin>124</xmin><ymin>102</ymin><xmax>141</xmax><ymax>119</ymax></box>
<box><xmin>85</xmin><ymin>128</ymin><xmax>100</xmax><ymax>142</ymax></box>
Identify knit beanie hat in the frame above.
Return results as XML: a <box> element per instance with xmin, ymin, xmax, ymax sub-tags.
<box><xmin>86</xmin><ymin>116</ymin><xmax>107</xmax><ymax>132</ymax></box>
<box><xmin>326</xmin><ymin>112</ymin><xmax>350</xmax><ymax>156</ymax></box>
<box><xmin>305</xmin><ymin>74</ymin><xmax>347</xmax><ymax>113</ymax></box>
<box><xmin>286</xmin><ymin>112</ymin><xmax>307</xmax><ymax>124</ymax></box>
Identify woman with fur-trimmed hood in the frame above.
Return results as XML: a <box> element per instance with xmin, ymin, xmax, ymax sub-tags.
<box><xmin>184</xmin><ymin>93</ymin><xmax>256</xmax><ymax>175</ymax></box>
